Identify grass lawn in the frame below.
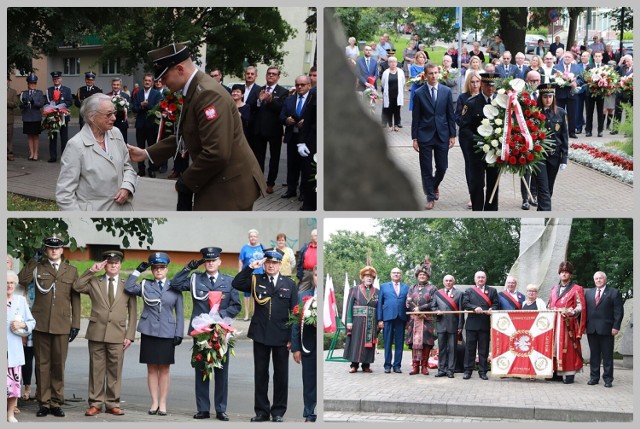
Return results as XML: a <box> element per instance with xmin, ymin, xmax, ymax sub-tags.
<box><xmin>8</xmin><ymin>193</ymin><xmax>57</xmax><ymax>211</ymax></box>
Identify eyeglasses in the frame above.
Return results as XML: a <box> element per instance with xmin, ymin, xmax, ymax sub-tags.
<box><xmin>99</xmin><ymin>111</ymin><xmax>116</xmax><ymax>117</ymax></box>
<box><xmin>266</xmin><ymin>72</ymin><xmax>279</xmax><ymax>76</ymax></box>
<box><xmin>526</xmin><ymin>290</ymin><xmax>538</xmax><ymax>293</ymax></box>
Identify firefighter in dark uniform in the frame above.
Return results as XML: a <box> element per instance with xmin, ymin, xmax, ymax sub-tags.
<box><xmin>74</xmin><ymin>71</ymin><xmax>103</xmax><ymax>128</ymax></box>
<box><xmin>171</xmin><ymin>247</ymin><xmax>241</xmax><ymax>421</ymax></box>
<box><xmin>18</xmin><ymin>235</ymin><xmax>81</xmax><ymax>418</ymax></box>
<box><xmin>231</xmin><ymin>248</ymin><xmax>298</xmax><ymax>423</ymax></box>
<box><xmin>534</xmin><ymin>82</ymin><xmax>569</xmax><ymax>211</ymax></box>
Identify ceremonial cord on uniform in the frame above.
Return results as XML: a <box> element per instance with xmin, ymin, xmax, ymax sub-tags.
<box><xmin>33</xmin><ymin>267</ymin><xmax>56</xmax><ymax>300</ymax></box>
<box><xmin>252</xmin><ymin>275</ymin><xmax>272</xmax><ymax>320</ymax></box>
<box><xmin>141</xmin><ymin>279</ymin><xmax>162</xmax><ymax>312</ymax></box>
<box><xmin>190</xmin><ymin>273</ymin><xmax>209</xmax><ymax>301</ymax></box>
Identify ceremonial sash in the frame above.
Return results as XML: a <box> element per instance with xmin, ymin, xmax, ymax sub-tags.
<box><xmin>437</xmin><ymin>289</ymin><xmax>459</xmax><ymax>311</ymax></box>
<box><xmin>472</xmin><ymin>286</ymin><xmax>493</xmax><ymax>307</ymax></box>
<box><xmin>352</xmin><ymin>305</ymin><xmax>376</xmax><ymax>348</ymax></box>
<box><xmin>499</xmin><ymin>291</ymin><xmax>522</xmax><ymax>310</ymax></box>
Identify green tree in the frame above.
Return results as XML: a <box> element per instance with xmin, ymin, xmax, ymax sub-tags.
<box><xmin>8</xmin><ymin>7</ymin><xmax>296</xmax><ymax>78</ymax></box>
<box><xmin>7</xmin><ymin>218</ymin><xmax>166</xmax><ymax>262</ymax></box>
<box><xmin>567</xmin><ymin>218</ymin><xmax>633</xmax><ymax>301</ymax></box>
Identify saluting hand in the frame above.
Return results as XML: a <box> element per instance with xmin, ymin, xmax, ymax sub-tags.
<box><xmin>90</xmin><ymin>259</ymin><xmax>108</xmax><ymax>273</ymax></box>
<box><xmin>249</xmin><ymin>258</ymin><xmax>266</xmax><ymax>270</ymax></box>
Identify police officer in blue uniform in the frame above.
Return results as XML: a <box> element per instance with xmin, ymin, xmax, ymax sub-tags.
<box><xmin>75</xmin><ymin>71</ymin><xmax>103</xmax><ymax>128</ymax></box>
<box><xmin>46</xmin><ymin>71</ymin><xmax>73</xmax><ymax>162</ymax></box>
<box><xmin>125</xmin><ymin>252</ymin><xmax>183</xmax><ymax>416</ymax></box>
<box><xmin>20</xmin><ymin>74</ymin><xmax>46</xmax><ymax>161</ymax></box>
<box><xmin>232</xmin><ymin>248</ymin><xmax>298</xmax><ymax>423</ymax></box>
<box><xmin>171</xmin><ymin>247</ymin><xmax>241</xmax><ymax>421</ymax></box>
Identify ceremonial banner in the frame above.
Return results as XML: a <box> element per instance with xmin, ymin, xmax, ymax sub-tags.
<box><xmin>491</xmin><ymin>310</ymin><xmax>556</xmax><ymax>378</ymax></box>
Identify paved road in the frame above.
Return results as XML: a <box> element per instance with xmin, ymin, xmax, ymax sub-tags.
<box><xmin>7</xmin><ymin>122</ymin><xmax>304</xmax><ymax>211</ymax></box>
<box><xmin>366</xmin><ymin>85</ymin><xmax>633</xmax><ymax>212</ymax></box>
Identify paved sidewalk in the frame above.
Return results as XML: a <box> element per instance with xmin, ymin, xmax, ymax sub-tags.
<box><xmin>324</xmin><ymin>349</ymin><xmax>633</xmax><ymax>422</ymax></box>
<box><xmin>372</xmin><ymin>93</ymin><xmax>633</xmax><ymax>212</ymax></box>
<box><xmin>7</xmin><ymin>123</ymin><xmax>303</xmax><ymax>211</ymax></box>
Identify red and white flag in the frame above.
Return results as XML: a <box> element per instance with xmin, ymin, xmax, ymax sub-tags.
<box><xmin>341</xmin><ymin>274</ymin><xmax>349</xmax><ymax>324</ymax></box>
<box><xmin>491</xmin><ymin>310</ymin><xmax>556</xmax><ymax>378</ymax></box>
<box><xmin>323</xmin><ymin>274</ymin><xmax>337</xmax><ymax>333</ymax></box>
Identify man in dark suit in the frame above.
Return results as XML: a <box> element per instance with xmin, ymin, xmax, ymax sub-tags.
<box><xmin>462</xmin><ymin>271</ymin><xmax>499</xmax><ymax>380</ymax></box>
<box><xmin>129</xmin><ymin>42</ymin><xmax>266</xmax><ymax>210</ymax></box>
<box><xmin>73</xmin><ymin>251</ymin><xmax>137</xmax><ymax>417</ymax></box>
<box><xmin>411</xmin><ymin>62</ymin><xmax>456</xmax><ymax>210</ymax></box>
<box><xmin>377</xmin><ymin>268</ymin><xmax>409</xmax><ymax>373</ymax></box>
<box><xmin>291</xmin><ymin>266</ymin><xmax>317</xmax><ymax>422</ymax></box>
<box><xmin>549</xmin><ymin>36</ymin><xmax>565</xmax><ymax>56</ymax></box>
<box><xmin>280</xmin><ymin>76</ymin><xmax>312</xmax><ymax>200</ymax></box>
<box><xmin>46</xmin><ymin>71</ymin><xmax>73</xmax><ymax>162</ymax></box>
<box><xmin>297</xmin><ymin>73</ymin><xmax>317</xmax><ymax>211</ymax></box>
<box><xmin>513</xmin><ymin>52</ymin><xmax>530</xmax><ymax>80</ymax></box>
<box><xmin>106</xmin><ymin>77</ymin><xmax>131</xmax><ymax>143</ymax></box>
<box><xmin>131</xmin><ymin>73</ymin><xmax>163</xmax><ymax>177</ymax></box>
<box><xmin>574</xmin><ymin>51</ymin><xmax>591</xmax><ymax>134</ymax></box>
<box><xmin>497</xmin><ymin>275</ymin><xmax>526</xmax><ymax>309</ymax></box>
<box><xmin>496</xmin><ymin>51</ymin><xmax>518</xmax><ymax>79</ymax></box>
<box><xmin>430</xmin><ymin>274</ymin><xmax>464</xmax><ymax>378</ymax></box>
<box><xmin>171</xmin><ymin>247</ymin><xmax>241</xmax><ymax>420</ymax></box>
<box><xmin>74</xmin><ymin>71</ymin><xmax>102</xmax><ymax>128</ymax></box>
<box><xmin>583</xmin><ymin>51</ymin><xmax>606</xmax><ymax>137</ymax></box>
<box><xmin>243</xmin><ymin>66</ymin><xmax>262</xmax><ymax>165</ymax></box>
<box><xmin>585</xmin><ymin>271</ymin><xmax>624</xmax><ymax>388</ymax></box>
<box><xmin>232</xmin><ymin>248</ymin><xmax>298</xmax><ymax>422</ymax></box>
<box><xmin>612</xmin><ymin>54</ymin><xmax>633</xmax><ymax>134</ymax></box>
<box><xmin>209</xmin><ymin>68</ymin><xmax>231</xmax><ymax>94</ymax></box>
<box><xmin>251</xmin><ymin>66</ymin><xmax>288</xmax><ymax>194</ymax></box>
<box><xmin>356</xmin><ymin>45</ymin><xmax>378</xmax><ymax>91</ymax></box>
<box><xmin>18</xmin><ymin>236</ymin><xmax>81</xmax><ymax>418</ymax></box>
<box><xmin>458</xmin><ymin>72</ymin><xmax>500</xmax><ymax>211</ymax></box>
<box><xmin>552</xmin><ymin>51</ymin><xmax>580</xmax><ymax>139</ymax></box>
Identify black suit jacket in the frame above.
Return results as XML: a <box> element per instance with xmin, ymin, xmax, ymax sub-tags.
<box><xmin>281</xmin><ymin>91</ymin><xmax>312</xmax><ymax>144</ymax></box>
<box><xmin>430</xmin><ymin>288</ymin><xmax>465</xmax><ymax>333</ymax></box>
<box><xmin>585</xmin><ymin>286</ymin><xmax>624</xmax><ymax>335</ymax></box>
<box><xmin>232</xmin><ymin>266</ymin><xmax>298</xmax><ymax>346</ymax></box>
<box><xmin>106</xmin><ymin>91</ymin><xmax>131</xmax><ymax>127</ymax></box>
<box><xmin>252</xmin><ymin>84</ymin><xmax>288</xmax><ymax>137</ymax></box>
<box><xmin>243</xmin><ymin>83</ymin><xmax>261</xmax><ymax>130</ymax></box>
<box><xmin>298</xmin><ymin>89</ymin><xmax>317</xmax><ymax>154</ymax></box>
<box><xmin>462</xmin><ymin>286</ymin><xmax>499</xmax><ymax>331</ymax></box>
<box><xmin>291</xmin><ymin>288</ymin><xmax>316</xmax><ymax>355</ymax></box>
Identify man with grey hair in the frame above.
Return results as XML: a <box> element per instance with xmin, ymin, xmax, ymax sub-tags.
<box><xmin>430</xmin><ymin>274</ymin><xmax>464</xmax><ymax>378</ymax></box>
<box><xmin>585</xmin><ymin>271</ymin><xmax>624</xmax><ymax>388</ymax></box>
<box><xmin>497</xmin><ymin>275</ymin><xmax>525</xmax><ymax>309</ymax></box>
<box><xmin>106</xmin><ymin>77</ymin><xmax>131</xmax><ymax>143</ymax></box>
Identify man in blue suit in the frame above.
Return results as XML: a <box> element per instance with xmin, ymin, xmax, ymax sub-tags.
<box><xmin>553</xmin><ymin>51</ymin><xmax>580</xmax><ymax>139</ymax></box>
<box><xmin>513</xmin><ymin>52</ymin><xmax>530</xmax><ymax>80</ymax></box>
<box><xmin>411</xmin><ymin>63</ymin><xmax>456</xmax><ymax>210</ymax></box>
<box><xmin>131</xmin><ymin>73</ymin><xmax>163</xmax><ymax>177</ymax></box>
<box><xmin>495</xmin><ymin>51</ymin><xmax>518</xmax><ymax>79</ymax></box>
<box><xmin>585</xmin><ymin>271</ymin><xmax>623</xmax><ymax>388</ymax></box>
<box><xmin>497</xmin><ymin>276</ymin><xmax>526</xmax><ymax>310</ymax></box>
<box><xmin>356</xmin><ymin>45</ymin><xmax>378</xmax><ymax>91</ymax></box>
<box><xmin>171</xmin><ymin>247</ymin><xmax>241</xmax><ymax>420</ymax></box>
<box><xmin>46</xmin><ymin>71</ymin><xmax>73</xmax><ymax>162</ymax></box>
<box><xmin>377</xmin><ymin>268</ymin><xmax>409</xmax><ymax>373</ymax></box>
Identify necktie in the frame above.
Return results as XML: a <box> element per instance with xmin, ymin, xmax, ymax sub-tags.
<box><xmin>210</xmin><ymin>276</ymin><xmax>216</xmax><ymax>286</ymax></box>
<box><xmin>29</xmin><ymin>90</ymin><xmax>33</xmax><ymax>96</ymax></box>
<box><xmin>158</xmin><ymin>280</ymin><xmax>163</xmax><ymax>290</ymax></box>
<box><xmin>55</xmin><ymin>87</ymin><xmax>60</xmax><ymax>91</ymax></box>
<box><xmin>505</xmin><ymin>65</ymin><xmax>509</xmax><ymax>74</ymax></box>
<box><xmin>366</xmin><ymin>58</ymin><xmax>370</xmax><ymax>68</ymax></box>
<box><xmin>269</xmin><ymin>276</ymin><xmax>275</xmax><ymax>293</ymax></box>
<box><xmin>431</xmin><ymin>86</ymin><xmax>437</xmax><ymax>102</ymax></box>
<box><xmin>596</xmin><ymin>288</ymin><xmax>601</xmax><ymax>304</ymax></box>
<box><xmin>87</xmin><ymin>86</ymin><xmax>90</xmax><ymax>92</ymax></box>
<box><xmin>296</xmin><ymin>95</ymin><xmax>304</xmax><ymax>117</ymax></box>
<box><xmin>108</xmin><ymin>277</ymin><xmax>115</xmax><ymax>305</ymax></box>
<box><xmin>486</xmin><ymin>96</ymin><xmax>491</xmax><ymax>104</ymax></box>
<box><xmin>266</xmin><ymin>87</ymin><xmax>272</xmax><ymax>93</ymax></box>
<box><xmin>52</xmin><ymin>263</ymin><xmax>58</xmax><ymax>271</ymax></box>
<box><xmin>394</xmin><ymin>283</ymin><xmax>399</xmax><ymax>296</ymax></box>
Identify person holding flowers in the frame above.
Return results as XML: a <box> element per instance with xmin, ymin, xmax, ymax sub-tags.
<box><xmin>552</xmin><ymin>52</ymin><xmax>581</xmax><ymax>139</ymax></box>
<box><xmin>170</xmin><ymin>247</ymin><xmax>240</xmax><ymax>421</ymax></box>
<box><xmin>106</xmin><ymin>78</ymin><xmax>131</xmax><ymax>143</ymax></box>
<box><xmin>612</xmin><ymin>54</ymin><xmax>633</xmax><ymax>133</ymax></box>
<box><xmin>56</xmin><ymin>93</ymin><xmax>138</xmax><ymax>211</ymax></box>
<box><xmin>583</xmin><ymin>51</ymin><xmax>608</xmax><ymax>137</ymax></box>
<box><xmin>232</xmin><ymin>248</ymin><xmax>298</xmax><ymax>422</ymax></box>
<box><xmin>408</xmin><ymin>51</ymin><xmax>428</xmax><ymax>111</ymax></box>
<box><xmin>125</xmin><ymin>252</ymin><xmax>184</xmax><ymax>416</ymax></box>
<box><xmin>132</xmin><ymin>73</ymin><xmax>162</xmax><ymax>177</ymax></box>
<box><xmin>45</xmin><ymin>71</ymin><xmax>73</xmax><ymax>163</ymax></box>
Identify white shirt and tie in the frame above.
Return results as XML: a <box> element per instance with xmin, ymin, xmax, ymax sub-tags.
<box><xmin>428</xmin><ymin>84</ymin><xmax>438</xmax><ymax>103</ymax></box>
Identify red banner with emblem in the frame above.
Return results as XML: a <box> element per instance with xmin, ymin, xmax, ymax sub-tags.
<box><xmin>491</xmin><ymin>310</ymin><xmax>556</xmax><ymax>378</ymax></box>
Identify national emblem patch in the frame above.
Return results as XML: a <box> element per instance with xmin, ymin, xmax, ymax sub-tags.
<box><xmin>204</xmin><ymin>105</ymin><xmax>218</xmax><ymax>120</ymax></box>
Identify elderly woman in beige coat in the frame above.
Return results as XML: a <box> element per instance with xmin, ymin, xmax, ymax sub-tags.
<box><xmin>56</xmin><ymin>93</ymin><xmax>137</xmax><ymax>210</ymax></box>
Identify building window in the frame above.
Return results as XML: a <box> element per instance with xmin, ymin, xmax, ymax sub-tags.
<box><xmin>63</xmin><ymin>57</ymin><xmax>81</xmax><ymax>75</ymax></box>
<box><xmin>102</xmin><ymin>58</ymin><xmax>121</xmax><ymax>75</ymax></box>
<box><xmin>305</xmin><ymin>52</ymin><xmax>312</xmax><ymax>64</ymax></box>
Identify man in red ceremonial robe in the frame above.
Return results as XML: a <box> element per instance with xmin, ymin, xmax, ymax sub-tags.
<box><xmin>548</xmin><ymin>261</ymin><xmax>586</xmax><ymax>384</ymax></box>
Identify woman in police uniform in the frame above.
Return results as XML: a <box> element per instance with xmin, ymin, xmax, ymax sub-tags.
<box><xmin>19</xmin><ymin>74</ymin><xmax>46</xmax><ymax>161</ymax></box>
<box><xmin>534</xmin><ymin>82</ymin><xmax>569</xmax><ymax>211</ymax></box>
<box><xmin>124</xmin><ymin>252</ymin><xmax>183</xmax><ymax>416</ymax></box>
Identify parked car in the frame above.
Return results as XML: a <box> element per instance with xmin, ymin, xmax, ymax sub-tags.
<box><xmin>465</xmin><ymin>29</ymin><xmax>486</xmax><ymax>45</ymax></box>
<box><xmin>525</xmin><ymin>34</ymin><xmax>549</xmax><ymax>54</ymax></box>
<box><xmin>621</xmin><ymin>41</ymin><xmax>633</xmax><ymax>56</ymax></box>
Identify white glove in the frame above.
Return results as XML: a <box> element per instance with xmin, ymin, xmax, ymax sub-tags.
<box><xmin>559</xmin><ymin>163</ymin><xmax>567</xmax><ymax>171</ymax></box>
<box><xmin>297</xmin><ymin>143</ymin><xmax>311</xmax><ymax>157</ymax></box>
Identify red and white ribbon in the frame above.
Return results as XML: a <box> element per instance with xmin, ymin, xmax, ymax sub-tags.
<box><xmin>501</xmin><ymin>90</ymin><xmax>533</xmax><ymax>160</ymax></box>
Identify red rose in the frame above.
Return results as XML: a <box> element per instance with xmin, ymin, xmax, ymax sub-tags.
<box><xmin>160</xmin><ymin>100</ymin><xmax>168</xmax><ymax>109</ymax></box>
<box><xmin>525</xmin><ymin>109</ymin><xmax>532</xmax><ymax>117</ymax></box>
<box><xmin>195</xmin><ymin>354</ymin><xmax>202</xmax><ymax>361</ymax></box>
<box><xmin>213</xmin><ymin>343</ymin><xmax>221</xmax><ymax>350</ymax></box>
<box><xmin>519</xmin><ymin>156</ymin><xmax>527</xmax><ymax>165</ymax></box>
<box><xmin>520</xmin><ymin>146</ymin><xmax>528</xmax><ymax>154</ymax></box>
<box><xmin>496</xmin><ymin>157</ymin><xmax>504</xmax><ymax>164</ymax></box>
<box><xmin>168</xmin><ymin>103</ymin><xmax>177</xmax><ymax>112</ymax></box>
<box><xmin>527</xmin><ymin>153</ymin><xmax>535</xmax><ymax>161</ymax></box>
<box><xmin>509</xmin><ymin>156</ymin><xmax>517</xmax><ymax>165</ymax></box>
<box><xmin>534</xmin><ymin>145</ymin><xmax>542</xmax><ymax>152</ymax></box>
<box><xmin>539</xmin><ymin>132</ymin><xmax>546</xmax><ymax>139</ymax></box>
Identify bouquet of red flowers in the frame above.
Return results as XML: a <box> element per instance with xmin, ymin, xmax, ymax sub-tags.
<box><xmin>288</xmin><ymin>295</ymin><xmax>318</xmax><ymax>328</ymax></box>
<box><xmin>438</xmin><ymin>66</ymin><xmax>460</xmax><ymax>84</ymax></box>
<box><xmin>582</xmin><ymin>65</ymin><xmax>621</xmax><ymax>98</ymax></box>
<box><xmin>148</xmin><ymin>88</ymin><xmax>184</xmax><ymax>140</ymax></box>
<box><xmin>619</xmin><ymin>73</ymin><xmax>633</xmax><ymax>99</ymax></box>
<box><xmin>190</xmin><ymin>292</ymin><xmax>237</xmax><ymax>381</ymax></box>
<box><xmin>41</xmin><ymin>105</ymin><xmax>70</xmax><ymax>139</ymax></box>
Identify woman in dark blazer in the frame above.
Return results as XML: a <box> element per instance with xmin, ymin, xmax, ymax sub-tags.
<box><xmin>125</xmin><ymin>252</ymin><xmax>183</xmax><ymax>416</ymax></box>
<box><xmin>19</xmin><ymin>74</ymin><xmax>46</xmax><ymax>160</ymax></box>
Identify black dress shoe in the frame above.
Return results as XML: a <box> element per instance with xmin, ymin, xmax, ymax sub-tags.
<box><xmin>281</xmin><ymin>192</ymin><xmax>296</xmax><ymax>199</ymax></box>
<box><xmin>51</xmin><ymin>407</ymin><xmax>65</xmax><ymax>417</ymax></box>
<box><xmin>36</xmin><ymin>406</ymin><xmax>50</xmax><ymax>417</ymax></box>
<box><xmin>529</xmin><ymin>199</ymin><xmax>538</xmax><ymax>207</ymax></box>
<box><xmin>597</xmin><ymin>132</ymin><xmax>603</xmax><ymax>137</ymax></box>
<box><xmin>149</xmin><ymin>407</ymin><xmax>159</xmax><ymax>415</ymax></box>
<box><xmin>604</xmin><ymin>382</ymin><xmax>613</xmax><ymax>388</ymax></box>
<box><xmin>434</xmin><ymin>372</ymin><xmax>447</xmax><ymax>377</ymax></box>
<box><xmin>138</xmin><ymin>171</ymin><xmax>146</xmax><ymax>177</ymax></box>
<box><xmin>562</xmin><ymin>375</ymin><xmax>575</xmax><ymax>384</ymax></box>
<box><xmin>48</xmin><ymin>158</ymin><xmax>57</xmax><ymax>163</ymax></box>
<box><xmin>216</xmin><ymin>412</ymin><xmax>230</xmax><ymax>421</ymax></box>
<box><xmin>393</xmin><ymin>368</ymin><xmax>402</xmax><ymax>373</ymax></box>
<box><xmin>610</xmin><ymin>131</ymin><xmax>618</xmax><ymax>135</ymax></box>
<box><xmin>585</xmin><ymin>132</ymin><xmax>592</xmax><ymax>137</ymax></box>
<box><xmin>521</xmin><ymin>201</ymin><xmax>530</xmax><ymax>210</ymax></box>
<box><xmin>272</xmin><ymin>416</ymin><xmax>284</xmax><ymax>422</ymax></box>
<box><xmin>479</xmin><ymin>374</ymin><xmax>489</xmax><ymax>380</ymax></box>
<box><xmin>447</xmin><ymin>373</ymin><xmax>454</xmax><ymax>378</ymax></box>
<box><xmin>384</xmin><ymin>368</ymin><xmax>391</xmax><ymax>373</ymax></box>
<box><xmin>463</xmin><ymin>373</ymin><xmax>471</xmax><ymax>380</ymax></box>
<box><xmin>587</xmin><ymin>379</ymin><xmax>599</xmax><ymax>385</ymax></box>
<box><xmin>149</xmin><ymin>170</ymin><xmax>156</xmax><ymax>178</ymax></box>
<box><xmin>569</xmin><ymin>133</ymin><xmax>578</xmax><ymax>139</ymax></box>
<box><xmin>575</xmin><ymin>128</ymin><xmax>582</xmax><ymax>134</ymax></box>
<box><xmin>251</xmin><ymin>414</ymin><xmax>270</xmax><ymax>422</ymax></box>
<box><xmin>193</xmin><ymin>411</ymin><xmax>210</xmax><ymax>419</ymax></box>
